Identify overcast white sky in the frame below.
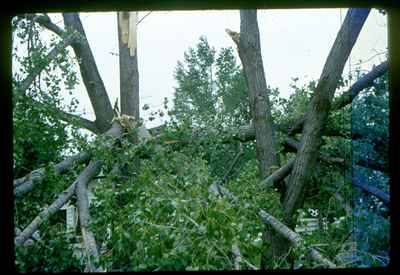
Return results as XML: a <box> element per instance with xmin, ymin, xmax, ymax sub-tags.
<box><xmin>47</xmin><ymin>9</ymin><xmax>387</xmax><ymax>128</ymax></box>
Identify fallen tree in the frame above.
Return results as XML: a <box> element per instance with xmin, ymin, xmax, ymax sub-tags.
<box><xmin>259</xmin><ymin>209</ymin><xmax>336</xmax><ymax>268</ymax></box>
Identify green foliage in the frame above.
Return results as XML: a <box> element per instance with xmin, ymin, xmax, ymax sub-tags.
<box><xmin>13</xmin><ymin>23</ymin><xmax>389</xmax><ymax>271</ymax></box>
<box><xmin>171</xmin><ymin>36</ymin><xmax>250</xmax><ymax>129</ymax></box>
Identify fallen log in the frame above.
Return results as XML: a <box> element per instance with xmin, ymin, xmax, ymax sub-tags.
<box><xmin>259</xmin><ymin>209</ymin><xmax>336</xmax><ymax>268</ymax></box>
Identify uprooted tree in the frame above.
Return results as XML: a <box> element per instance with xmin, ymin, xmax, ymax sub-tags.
<box><xmin>13</xmin><ymin>9</ymin><xmax>389</xmax><ymax>271</ymax></box>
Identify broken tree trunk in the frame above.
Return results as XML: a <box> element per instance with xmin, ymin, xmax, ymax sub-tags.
<box><xmin>282</xmin><ymin>8</ymin><xmax>370</xmax><ymax>225</ymax></box>
<box><xmin>118</xmin><ymin>12</ymin><xmax>140</xmax><ymax>120</ymax></box>
<box><xmin>259</xmin><ymin>209</ymin><xmax>336</xmax><ymax>268</ymax></box>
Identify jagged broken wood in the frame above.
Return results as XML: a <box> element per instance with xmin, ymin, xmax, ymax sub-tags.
<box><xmin>259</xmin><ymin>209</ymin><xmax>336</xmax><ymax>268</ymax></box>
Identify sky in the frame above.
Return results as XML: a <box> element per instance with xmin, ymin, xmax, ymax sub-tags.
<box><xmin>45</xmin><ymin>9</ymin><xmax>387</xmax><ymax>129</ymax></box>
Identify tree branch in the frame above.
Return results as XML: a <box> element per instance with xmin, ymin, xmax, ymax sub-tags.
<box><xmin>15</xmin><ymin>179</ymin><xmax>75</xmax><ymax>245</ymax></box>
<box><xmin>14</xmin><ymin>152</ymin><xmax>90</xmax><ymax>197</ymax></box>
<box><xmin>260</xmin><ymin>158</ymin><xmax>295</xmax><ymax>189</ymax></box>
<box><xmin>288</xmin><ymin>60</ymin><xmax>387</xmax><ymax>136</ymax></box>
<box><xmin>75</xmin><ymin>160</ymin><xmax>104</xmax><ymax>272</ymax></box>
<box><xmin>22</xmin><ymin>13</ymin><xmax>66</xmax><ymax>37</ymax></box>
<box><xmin>63</xmin><ymin>13</ymin><xmax>114</xmax><ymax>133</ymax></box>
<box><xmin>259</xmin><ymin>209</ymin><xmax>336</xmax><ymax>268</ymax></box>
<box><xmin>352</xmin><ymin>176</ymin><xmax>389</xmax><ymax>207</ymax></box>
<box><xmin>17</xmin><ymin>34</ymin><xmax>76</xmax><ymax>93</ymax></box>
<box><xmin>14</xmin><ymin>121</ymin><xmax>124</xmax><ymax>197</ymax></box>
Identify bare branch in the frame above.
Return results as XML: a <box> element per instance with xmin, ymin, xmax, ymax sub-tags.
<box><xmin>14</xmin><ymin>152</ymin><xmax>90</xmax><ymax>197</ymax></box>
<box><xmin>259</xmin><ymin>209</ymin><xmax>336</xmax><ymax>268</ymax></box>
<box><xmin>260</xmin><ymin>158</ymin><xmax>295</xmax><ymax>189</ymax></box>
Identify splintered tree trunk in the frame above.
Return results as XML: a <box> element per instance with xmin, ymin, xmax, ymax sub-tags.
<box><xmin>117</xmin><ymin>11</ymin><xmax>141</xmax><ymax>173</ymax></box>
<box><xmin>282</xmin><ymin>8</ymin><xmax>370</xmax><ymax>226</ymax></box>
<box><xmin>118</xmin><ymin>12</ymin><xmax>140</xmax><ymax>119</ymax></box>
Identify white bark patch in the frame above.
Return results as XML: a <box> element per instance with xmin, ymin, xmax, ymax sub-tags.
<box><xmin>118</xmin><ymin>12</ymin><xmax>137</xmax><ymax>57</ymax></box>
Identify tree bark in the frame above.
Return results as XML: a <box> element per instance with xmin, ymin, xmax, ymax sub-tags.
<box><xmin>75</xmin><ymin>160</ymin><xmax>104</xmax><ymax>272</ymax></box>
<box><xmin>63</xmin><ymin>13</ymin><xmax>114</xmax><ymax>133</ymax></box>
<box><xmin>282</xmin><ymin>8</ymin><xmax>370</xmax><ymax>224</ymax></box>
<box><xmin>228</xmin><ymin>10</ymin><xmax>279</xmax><ymax>179</ymax></box>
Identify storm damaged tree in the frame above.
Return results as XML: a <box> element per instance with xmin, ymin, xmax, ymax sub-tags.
<box><xmin>13</xmin><ymin>9</ymin><xmax>389</xmax><ymax>272</ymax></box>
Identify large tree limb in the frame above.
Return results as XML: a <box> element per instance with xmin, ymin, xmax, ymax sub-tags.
<box><xmin>288</xmin><ymin>60</ymin><xmax>388</xmax><ymax>136</ymax></box>
<box><xmin>63</xmin><ymin>13</ymin><xmax>114</xmax><ymax>133</ymax></box>
<box><xmin>75</xmin><ymin>160</ymin><xmax>104</xmax><ymax>272</ymax></box>
<box><xmin>282</xmin><ymin>8</ymin><xmax>370</xmax><ymax>221</ymax></box>
<box><xmin>259</xmin><ymin>209</ymin><xmax>336</xmax><ymax>268</ymax></box>
<box><xmin>352</xmin><ymin>176</ymin><xmax>389</xmax><ymax>207</ymax></box>
<box><xmin>15</xmin><ymin>160</ymin><xmax>102</xmax><ymax>246</ymax></box>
